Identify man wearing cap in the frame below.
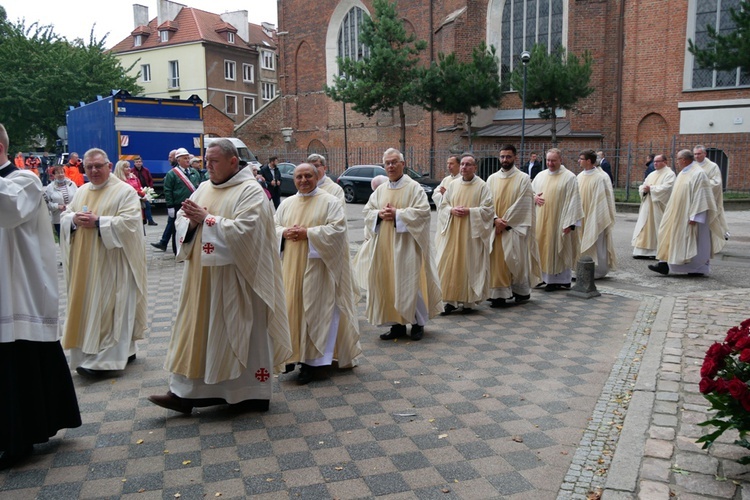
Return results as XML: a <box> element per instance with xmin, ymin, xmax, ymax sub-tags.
<box><xmin>151</xmin><ymin>148</ymin><xmax>201</xmax><ymax>254</ymax></box>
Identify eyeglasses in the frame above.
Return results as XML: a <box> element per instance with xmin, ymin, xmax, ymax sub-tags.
<box><xmin>384</xmin><ymin>160</ymin><xmax>402</xmax><ymax>166</ymax></box>
<box><xmin>84</xmin><ymin>163</ymin><xmax>108</xmax><ymax>170</ymax></box>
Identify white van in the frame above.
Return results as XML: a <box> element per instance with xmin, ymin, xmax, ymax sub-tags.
<box><xmin>204</xmin><ymin>137</ymin><xmax>261</xmax><ymax>168</ymax></box>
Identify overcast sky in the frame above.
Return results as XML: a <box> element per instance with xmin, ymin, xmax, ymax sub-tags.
<box><xmin>5</xmin><ymin>0</ymin><xmax>278</xmax><ymax>48</ymax></box>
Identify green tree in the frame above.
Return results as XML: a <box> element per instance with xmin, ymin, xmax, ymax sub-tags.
<box><xmin>688</xmin><ymin>0</ymin><xmax>750</xmax><ymax>72</ymax></box>
<box><xmin>420</xmin><ymin>42</ymin><xmax>503</xmax><ymax>150</ymax></box>
<box><xmin>325</xmin><ymin>0</ymin><xmax>427</xmax><ymax>153</ymax></box>
<box><xmin>510</xmin><ymin>44</ymin><xmax>594</xmax><ymax>146</ymax></box>
<box><xmin>0</xmin><ymin>14</ymin><xmax>141</xmax><ymax>150</ymax></box>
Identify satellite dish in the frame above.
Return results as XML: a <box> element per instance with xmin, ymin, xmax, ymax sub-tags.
<box><xmin>57</xmin><ymin>126</ymin><xmax>68</xmax><ymax>140</ymax></box>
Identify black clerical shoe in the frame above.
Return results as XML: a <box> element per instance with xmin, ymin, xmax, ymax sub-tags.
<box><xmin>0</xmin><ymin>444</ymin><xmax>33</xmax><ymax>471</ymax></box>
<box><xmin>148</xmin><ymin>392</ymin><xmax>194</xmax><ymax>414</ymax></box>
<box><xmin>688</xmin><ymin>272</ymin><xmax>705</xmax><ymax>277</ymax></box>
<box><xmin>534</xmin><ymin>281</ymin><xmax>547</xmax><ymax>289</ymax></box>
<box><xmin>648</xmin><ymin>262</ymin><xmax>669</xmax><ymax>275</ymax></box>
<box><xmin>440</xmin><ymin>304</ymin><xmax>457</xmax><ymax>316</ymax></box>
<box><xmin>544</xmin><ymin>283</ymin><xmax>570</xmax><ymax>292</ymax></box>
<box><xmin>489</xmin><ymin>298</ymin><xmax>507</xmax><ymax>308</ymax></box>
<box><xmin>150</xmin><ymin>242</ymin><xmax>167</xmax><ymax>251</ymax></box>
<box><xmin>380</xmin><ymin>324</ymin><xmax>407</xmax><ymax>340</ymax></box>
<box><xmin>410</xmin><ymin>324</ymin><xmax>424</xmax><ymax>341</ymax></box>
<box><xmin>76</xmin><ymin>366</ymin><xmax>106</xmax><ymax>379</ymax></box>
<box><xmin>148</xmin><ymin>221</ymin><xmax>158</xmax><ymax>226</ymax></box>
<box><xmin>298</xmin><ymin>364</ymin><xmax>315</xmax><ymax>385</ymax></box>
<box><xmin>513</xmin><ymin>293</ymin><xmax>531</xmax><ymax>303</ymax></box>
<box><xmin>229</xmin><ymin>399</ymin><xmax>270</xmax><ymax>413</ymax></box>
<box><xmin>283</xmin><ymin>363</ymin><xmax>296</xmax><ymax>374</ymax></box>
<box><xmin>632</xmin><ymin>255</ymin><xmax>652</xmax><ymax>260</ymax></box>
<box><xmin>127</xmin><ymin>354</ymin><xmax>136</xmax><ymax>364</ymax></box>
<box><xmin>460</xmin><ymin>307</ymin><xmax>474</xmax><ymax>314</ymax></box>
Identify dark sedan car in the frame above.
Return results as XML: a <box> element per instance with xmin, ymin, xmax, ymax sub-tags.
<box><xmin>336</xmin><ymin>165</ymin><xmax>440</xmax><ymax>204</ymax></box>
<box><xmin>277</xmin><ymin>162</ymin><xmax>339</xmax><ymax>196</ymax></box>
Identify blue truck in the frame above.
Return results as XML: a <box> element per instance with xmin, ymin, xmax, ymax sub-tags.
<box><xmin>65</xmin><ymin>90</ymin><xmax>204</xmax><ymax>194</ymax></box>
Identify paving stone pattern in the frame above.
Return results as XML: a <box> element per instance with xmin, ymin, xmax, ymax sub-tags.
<box><xmin>635</xmin><ymin>290</ymin><xmax>750</xmax><ymax>499</ymax></box>
<box><xmin>0</xmin><ymin>240</ymin><xmax>642</xmax><ymax>499</ymax></box>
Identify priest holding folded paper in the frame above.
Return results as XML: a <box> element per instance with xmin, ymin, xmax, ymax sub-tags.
<box><xmin>149</xmin><ymin>139</ymin><xmax>291</xmax><ymax>415</ymax></box>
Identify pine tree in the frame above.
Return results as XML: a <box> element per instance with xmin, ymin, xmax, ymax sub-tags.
<box><xmin>688</xmin><ymin>0</ymin><xmax>750</xmax><ymax>72</ymax></box>
<box><xmin>419</xmin><ymin>42</ymin><xmax>504</xmax><ymax>150</ymax></box>
<box><xmin>510</xmin><ymin>44</ymin><xmax>593</xmax><ymax>146</ymax></box>
<box><xmin>325</xmin><ymin>0</ymin><xmax>427</xmax><ymax>153</ymax></box>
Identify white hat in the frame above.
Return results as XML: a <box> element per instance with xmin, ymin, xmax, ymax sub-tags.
<box><xmin>174</xmin><ymin>148</ymin><xmax>190</xmax><ymax>158</ymax></box>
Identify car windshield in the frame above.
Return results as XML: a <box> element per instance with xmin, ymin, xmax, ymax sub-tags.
<box><xmin>406</xmin><ymin>167</ymin><xmax>422</xmax><ymax>179</ymax></box>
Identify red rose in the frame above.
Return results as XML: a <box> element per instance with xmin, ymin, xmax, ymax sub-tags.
<box><xmin>701</xmin><ymin>358</ymin><xmax>719</xmax><ymax>378</ymax></box>
<box><xmin>706</xmin><ymin>342</ymin><xmax>731</xmax><ymax>359</ymax></box>
<box><xmin>715</xmin><ymin>379</ymin><xmax>730</xmax><ymax>394</ymax></box>
<box><xmin>699</xmin><ymin>377</ymin><xmax>716</xmax><ymax>394</ymax></box>
<box><xmin>740</xmin><ymin>319</ymin><xmax>750</xmax><ymax>329</ymax></box>
<box><xmin>725</xmin><ymin>327</ymin><xmax>744</xmax><ymax>346</ymax></box>
<box><xmin>741</xmin><ymin>350</ymin><xmax>750</xmax><ymax>363</ymax></box>
<box><xmin>742</xmin><ymin>394</ymin><xmax>750</xmax><ymax>412</ymax></box>
<box><xmin>737</xmin><ymin>337</ymin><xmax>750</xmax><ymax>350</ymax></box>
<box><xmin>728</xmin><ymin>378</ymin><xmax>748</xmax><ymax>399</ymax></box>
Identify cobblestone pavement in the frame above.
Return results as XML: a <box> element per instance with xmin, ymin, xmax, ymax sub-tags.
<box><xmin>602</xmin><ymin>290</ymin><xmax>750</xmax><ymax>500</ymax></box>
<box><xmin>2</xmin><ymin>214</ymin><xmax>750</xmax><ymax>499</ymax></box>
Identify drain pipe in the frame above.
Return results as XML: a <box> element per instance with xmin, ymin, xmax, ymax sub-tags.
<box><xmin>613</xmin><ymin>0</ymin><xmax>626</xmax><ymax>186</ymax></box>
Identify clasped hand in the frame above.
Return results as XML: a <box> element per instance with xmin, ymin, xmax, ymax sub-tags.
<box><xmin>73</xmin><ymin>210</ymin><xmax>98</xmax><ymax>229</ymax></box>
<box><xmin>181</xmin><ymin>199</ymin><xmax>208</xmax><ymax>227</ymax></box>
<box><xmin>379</xmin><ymin>203</ymin><xmax>397</xmax><ymax>221</ymax></box>
<box><xmin>283</xmin><ymin>225</ymin><xmax>308</xmax><ymax>241</ymax></box>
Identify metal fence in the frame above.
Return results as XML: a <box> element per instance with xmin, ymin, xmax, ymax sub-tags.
<box><xmin>255</xmin><ymin>134</ymin><xmax>750</xmax><ymax>194</ymax></box>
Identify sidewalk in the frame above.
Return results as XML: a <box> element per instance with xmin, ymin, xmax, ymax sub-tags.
<box><xmin>602</xmin><ymin>289</ymin><xmax>750</xmax><ymax>499</ymax></box>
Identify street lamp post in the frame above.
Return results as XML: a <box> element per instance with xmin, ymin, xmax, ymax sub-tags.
<box><xmin>519</xmin><ymin>50</ymin><xmax>531</xmax><ymax>168</ymax></box>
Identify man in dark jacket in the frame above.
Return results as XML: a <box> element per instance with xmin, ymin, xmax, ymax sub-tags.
<box><xmin>151</xmin><ymin>148</ymin><xmax>201</xmax><ymax>254</ymax></box>
<box><xmin>596</xmin><ymin>151</ymin><xmax>614</xmax><ymax>185</ymax></box>
<box><xmin>525</xmin><ymin>152</ymin><xmax>544</xmax><ymax>179</ymax></box>
<box><xmin>131</xmin><ymin>156</ymin><xmax>157</xmax><ymax>225</ymax></box>
<box><xmin>260</xmin><ymin>156</ymin><xmax>282</xmax><ymax>208</ymax></box>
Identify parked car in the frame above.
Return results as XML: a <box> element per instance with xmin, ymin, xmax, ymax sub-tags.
<box><xmin>336</xmin><ymin>165</ymin><xmax>440</xmax><ymax>204</ymax></box>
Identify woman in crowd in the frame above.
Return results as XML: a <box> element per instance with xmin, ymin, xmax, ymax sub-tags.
<box><xmin>114</xmin><ymin>160</ymin><xmax>144</xmax><ymax>197</ymax></box>
<box><xmin>45</xmin><ymin>165</ymin><xmax>77</xmax><ymax>238</ymax></box>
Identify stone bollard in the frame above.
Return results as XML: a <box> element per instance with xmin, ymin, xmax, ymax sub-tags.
<box><xmin>570</xmin><ymin>256</ymin><xmax>600</xmax><ymax>299</ymax></box>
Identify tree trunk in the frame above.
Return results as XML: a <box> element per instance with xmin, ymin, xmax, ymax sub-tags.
<box><xmin>466</xmin><ymin>113</ymin><xmax>473</xmax><ymax>151</ymax></box>
<box><xmin>550</xmin><ymin>109</ymin><xmax>558</xmax><ymax>147</ymax></box>
<box><xmin>398</xmin><ymin>103</ymin><xmax>406</xmax><ymax>153</ymax></box>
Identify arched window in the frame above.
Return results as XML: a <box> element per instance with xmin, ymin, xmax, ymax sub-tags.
<box><xmin>326</xmin><ymin>0</ymin><xmax>371</xmax><ymax>86</ymax></box>
<box><xmin>687</xmin><ymin>0</ymin><xmax>749</xmax><ymax>89</ymax></box>
<box><xmin>487</xmin><ymin>0</ymin><xmax>566</xmax><ymax>78</ymax></box>
<box><xmin>338</xmin><ymin>7</ymin><xmax>370</xmax><ymax>64</ymax></box>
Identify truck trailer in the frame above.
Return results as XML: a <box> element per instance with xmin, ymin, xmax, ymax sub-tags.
<box><xmin>65</xmin><ymin>90</ymin><xmax>204</xmax><ymax>194</ymax></box>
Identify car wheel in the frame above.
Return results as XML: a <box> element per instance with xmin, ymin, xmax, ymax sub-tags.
<box><xmin>344</xmin><ymin>185</ymin><xmax>356</xmax><ymax>203</ymax></box>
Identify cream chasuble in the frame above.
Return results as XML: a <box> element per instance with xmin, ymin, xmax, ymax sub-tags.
<box><xmin>656</xmin><ymin>163</ymin><xmax>725</xmax><ymax>266</ymax></box>
<box><xmin>275</xmin><ymin>190</ymin><xmax>361</xmax><ymax>368</ymax></box>
<box><xmin>436</xmin><ymin>176</ymin><xmax>494</xmax><ymax>305</ymax></box>
<box><xmin>317</xmin><ymin>175</ymin><xmax>346</xmax><ymax>203</ymax></box>
<box><xmin>486</xmin><ymin>167</ymin><xmax>541</xmax><ymax>298</ymax></box>
<box><xmin>357</xmin><ymin>175</ymin><xmax>442</xmax><ymax>326</ymax></box>
<box><xmin>698</xmin><ymin>158</ymin><xmax>729</xmax><ymax>245</ymax></box>
<box><xmin>60</xmin><ymin>176</ymin><xmax>147</xmax><ymax>356</ymax></box>
<box><xmin>531</xmin><ymin>166</ymin><xmax>583</xmax><ymax>276</ymax></box>
<box><xmin>632</xmin><ymin>167</ymin><xmax>675</xmax><ymax>256</ymax></box>
<box><xmin>431</xmin><ymin>173</ymin><xmax>458</xmax><ymax>211</ymax></box>
<box><xmin>578</xmin><ymin>169</ymin><xmax>617</xmax><ymax>273</ymax></box>
<box><xmin>166</xmin><ymin>168</ymin><xmax>292</xmax><ymax>385</ymax></box>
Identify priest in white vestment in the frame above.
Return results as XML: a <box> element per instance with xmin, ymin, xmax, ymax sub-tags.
<box><xmin>308</xmin><ymin>153</ymin><xmax>346</xmax><ymax>203</ymax></box>
<box><xmin>436</xmin><ymin>153</ymin><xmax>494</xmax><ymax>314</ymax></box>
<box><xmin>649</xmin><ymin>149</ymin><xmax>726</xmax><ymax>276</ymax></box>
<box><xmin>355</xmin><ymin>148</ymin><xmax>442</xmax><ymax>341</ymax></box>
<box><xmin>0</xmin><ymin>124</ymin><xmax>80</xmax><ymax>470</ymax></box>
<box><xmin>487</xmin><ymin>145</ymin><xmax>541</xmax><ymax>307</ymax></box>
<box><xmin>275</xmin><ymin>164</ymin><xmax>361</xmax><ymax>384</ymax></box>
<box><xmin>577</xmin><ymin>150</ymin><xmax>617</xmax><ymax>279</ymax></box>
<box><xmin>60</xmin><ymin>148</ymin><xmax>148</xmax><ymax>379</ymax></box>
<box><xmin>431</xmin><ymin>154</ymin><xmax>461</xmax><ymax>209</ymax></box>
<box><xmin>632</xmin><ymin>154</ymin><xmax>675</xmax><ymax>258</ymax></box>
<box><xmin>149</xmin><ymin>139</ymin><xmax>292</xmax><ymax>414</ymax></box>
<box><xmin>532</xmin><ymin>149</ymin><xmax>584</xmax><ymax>291</ymax></box>
<box><xmin>694</xmin><ymin>145</ymin><xmax>729</xmax><ymax>242</ymax></box>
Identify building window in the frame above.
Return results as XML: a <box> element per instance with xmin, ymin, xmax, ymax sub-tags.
<box><xmin>337</xmin><ymin>6</ymin><xmax>370</xmax><ymax>67</ymax></box>
<box><xmin>487</xmin><ymin>0</ymin><xmax>566</xmax><ymax>79</ymax></box>
<box><xmin>243</xmin><ymin>63</ymin><xmax>254</xmax><ymax>83</ymax></box>
<box><xmin>160</xmin><ymin>30</ymin><xmax>169</xmax><ymax>42</ymax></box>
<box><xmin>688</xmin><ymin>0</ymin><xmax>749</xmax><ymax>89</ymax></box>
<box><xmin>228</xmin><ymin>32</ymin><xmax>235</xmax><ymax>43</ymax></box>
<box><xmin>244</xmin><ymin>97</ymin><xmax>256</xmax><ymax>116</ymax></box>
<box><xmin>261</xmin><ymin>50</ymin><xmax>275</xmax><ymax>70</ymax></box>
<box><xmin>168</xmin><ymin>60</ymin><xmax>179</xmax><ymax>88</ymax></box>
<box><xmin>226</xmin><ymin>95</ymin><xmax>237</xmax><ymax>115</ymax></box>
<box><xmin>262</xmin><ymin>82</ymin><xmax>276</xmax><ymax>101</ymax></box>
<box><xmin>224</xmin><ymin>60</ymin><xmax>236</xmax><ymax>81</ymax></box>
<box><xmin>141</xmin><ymin>64</ymin><xmax>151</xmax><ymax>82</ymax></box>
<box><xmin>134</xmin><ymin>35</ymin><xmax>142</xmax><ymax>47</ymax></box>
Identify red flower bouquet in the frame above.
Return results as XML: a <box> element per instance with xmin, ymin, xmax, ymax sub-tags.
<box><xmin>698</xmin><ymin>318</ymin><xmax>750</xmax><ymax>463</ymax></box>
